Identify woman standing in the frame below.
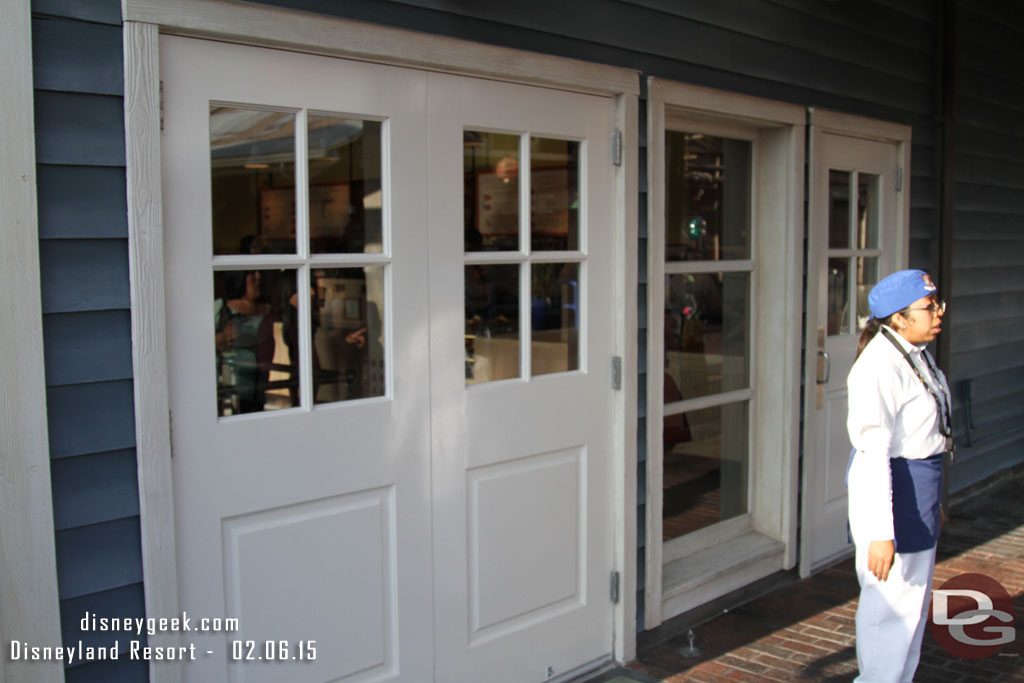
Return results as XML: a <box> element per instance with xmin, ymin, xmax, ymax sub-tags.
<box><xmin>846</xmin><ymin>269</ymin><xmax>952</xmax><ymax>682</ymax></box>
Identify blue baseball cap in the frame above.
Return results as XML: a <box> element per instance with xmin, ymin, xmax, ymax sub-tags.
<box><xmin>868</xmin><ymin>269</ymin><xmax>938</xmax><ymax>319</ymax></box>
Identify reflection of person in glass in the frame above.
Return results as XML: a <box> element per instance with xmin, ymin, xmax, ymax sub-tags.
<box><xmin>846</xmin><ymin>270</ymin><xmax>950</xmax><ymax>682</ymax></box>
<box><xmin>215</xmin><ymin>270</ymin><xmax>267</xmax><ymax>415</ymax></box>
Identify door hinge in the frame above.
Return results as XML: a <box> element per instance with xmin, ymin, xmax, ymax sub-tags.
<box><xmin>610</xmin><ymin>570</ymin><xmax>620</xmax><ymax>604</ymax></box>
<box><xmin>168</xmin><ymin>410</ymin><xmax>174</xmax><ymax>458</ymax></box>
<box><xmin>611</xmin><ymin>128</ymin><xmax>622</xmax><ymax>166</ymax></box>
<box><xmin>611</xmin><ymin>356</ymin><xmax>622</xmax><ymax>391</ymax></box>
<box><xmin>895</xmin><ymin>166</ymin><xmax>903</xmax><ymax>191</ymax></box>
<box><xmin>159</xmin><ymin>80</ymin><xmax>165</xmax><ymax>132</ymax></box>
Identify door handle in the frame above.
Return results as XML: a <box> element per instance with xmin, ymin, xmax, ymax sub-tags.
<box><xmin>817</xmin><ymin>351</ymin><xmax>831</xmax><ymax>385</ymax></box>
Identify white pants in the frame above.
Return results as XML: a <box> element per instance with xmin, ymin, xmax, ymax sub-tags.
<box><xmin>853</xmin><ymin>544</ymin><xmax>936</xmax><ymax>682</ymax></box>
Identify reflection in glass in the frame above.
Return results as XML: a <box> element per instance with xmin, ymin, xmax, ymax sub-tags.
<box><xmin>662</xmin><ymin>401</ymin><xmax>749</xmax><ymax>540</ymax></box>
<box><xmin>828</xmin><ymin>169</ymin><xmax>851</xmax><ymax>249</ymax></box>
<box><xmin>531</xmin><ymin>263</ymin><xmax>579</xmax><ymax>376</ymax></box>
<box><xmin>665</xmin><ymin>131</ymin><xmax>751</xmax><ymax>261</ymax></box>
<box><xmin>308</xmin><ymin>116</ymin><xmax>383</xmax><ymax>254</ymax></box>
<box><xmin>465</xmin><ymin>264</ymin><xmax>519</xmax><ymax>383</ymax></box>
<box><xmin>210</xmin><ymin>107</ymin><xmax>297</xmax><ymax>255</ymax></box>
<box><xmin>663</xmin><ymin>272</ymin><xmax>749</xmax><ymax>401</ymax></box>
<box><xmin>313</xmin><ymin>268</ymin><xmax>385</xmax><ymax>403</ymax></box>
<box><xmin>828</xmin><ymin>257</ymin><xmax>851</xmax><ymax>335</ymax></box>
<box><xmin>214</xmin><ymin>269</ymin><xmax>296</xmax><ymax>416</ymax></box>
<box><xmin>857</xmin><ymin>173</ymin><xmax>879</xmax><ymax>249</ymax></box>
<box><xmin>464</xmin><ymin>131</ymin><xmax>520</xmax><ymax>252</ymax></box>
<box><xmin>530</xmin><ymin>138</ymin><xmax>579</xmax><ymax>251</ymax></box>
<box><xmin>856</xmin><ymin>257</ymin><xmax>879</xmax><ymax>331</ymax></box>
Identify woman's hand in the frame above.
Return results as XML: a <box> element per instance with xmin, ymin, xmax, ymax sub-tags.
<box><xmin>867</xmin><ymin>540</ymin><xmax>895</xmax><ymax>582</ymax></box>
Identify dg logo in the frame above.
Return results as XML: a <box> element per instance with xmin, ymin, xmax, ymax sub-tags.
<box><xmin>929</xmin><ymin>572</ymin><xmax>1016</xmax><ymax>659</ymax></box>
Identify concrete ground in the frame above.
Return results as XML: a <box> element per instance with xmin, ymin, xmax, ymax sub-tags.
<box><xmin>600</xmin><ymin>472</ymin><xmax>1024</xmax><ymax>682</ymax></box>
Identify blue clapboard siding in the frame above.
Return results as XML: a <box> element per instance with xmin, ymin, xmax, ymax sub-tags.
<box><xmin>32</xmin><ymin>1</ymin><xmax>145</xmax><ymax>680</ymax></box>
<box><xmin>947</xmin><ymin>0</ymin><xmax>1024</xmax><ymax>489</ymax></box>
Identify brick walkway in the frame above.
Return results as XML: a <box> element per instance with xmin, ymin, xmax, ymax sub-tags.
<box><xmin>627</xmin><ymin>474</ymin><xmax>1024</xmax><ymax>682</ymax></box>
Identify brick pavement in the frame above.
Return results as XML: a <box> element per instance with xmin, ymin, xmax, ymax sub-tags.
<box><xmin>626</xmin><ymin>474</ymin><xmax>1024</xmax><ymax>682</ymax></box>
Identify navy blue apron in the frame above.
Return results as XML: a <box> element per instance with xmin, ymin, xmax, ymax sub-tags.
<box><xmin>846</xmin><ymin>449</ymin><xmax>944</xmax><ymax>552</ymax></box>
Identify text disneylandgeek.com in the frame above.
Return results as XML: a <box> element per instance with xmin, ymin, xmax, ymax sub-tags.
<box><xmin>7</xmin><ymin>612</ymin><xmax>317</xmax><ymax>665</ymax></box>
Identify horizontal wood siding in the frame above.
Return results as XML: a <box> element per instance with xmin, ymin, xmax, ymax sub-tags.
<box><xmin>33</xmin><ymin>0</ymin><xmax>145</xmax><ymax>679</ymax></box>
<box><xmin>948</xmin><ymin>0</ymin><xmax>1024</xmax><ymax>488</ymax></box>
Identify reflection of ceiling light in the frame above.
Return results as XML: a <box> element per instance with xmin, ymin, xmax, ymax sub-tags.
<box><xmin>243</xmin><ymin>163</ymin><xmax>269</xmax><ymax>169</ymax></box>
<box><xmin>363</xmin><ymin>189</ymin><xmax>382</xmax><ymax>210</ymax></box>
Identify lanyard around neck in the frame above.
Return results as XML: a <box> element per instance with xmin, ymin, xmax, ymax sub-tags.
<box><xmin>880</xmin><ymin>327</ymin><xmax>953</xmax><ymax>442</ymax></box>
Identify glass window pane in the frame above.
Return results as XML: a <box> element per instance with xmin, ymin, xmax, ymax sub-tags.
<box><xmin>308</xmin><ymin>117</ymin><xmax>384</xmax><ymax>254</ymax></box>
<box><xmin>466</xmin><ymin>264</ymin><xmax>520</xmax><ymax>383</ymax></box>
<box><xmin>313</xmin><ymin>267</ymin><xmax>385</xmax><ymax>403</ymax></box>
<box><xmin>464</xmin><ymin>131</ymin><xmax>520</xmax><ymax>252</ymax></box>
<box><xmin>828</xmin><ymin>169</ymin><xmax>851</xmax><ymax>249</ymax></box>
<box><xmin>665</xmin><ymin>131</ymin><xmax>751</xmax><ymax>261</ymax></box>
<box><xmin>827</xmin><ymin>257</ymin><xmax>851</xmax><ymax>335</ymax></box>
<box><xmin>856</xmin><ymin>256</ymin><xmax>879</xmax><ymax>331</ymax></box>
<box><xmin>664</xmin><ymin>272</ymin><xmax>749</xmax><ymax>400</ymax></box>
<box><xmin>662</xmin><ymin>401</ymin><xmax>749</xmax><ymax>540</ymax></box>
<box><xmin>531</xmin><ymin>263</ymin><xmax>579</xmax><ymax>376</ymax></box>
<box><xmin>210</xmin><ymin>107</ymin><xmax>296</xmax><ymax>255</ymax></box>
<box><xmin>530</xmin><ymin>137</ymin><xmax>579</xmax><ymax>251</ymax></box>
<box><xmin>857</xmin><ymin>172</ymin><xmax>880</xmax><ymax>249</ymax></box>
<box><xmin>214</xmin><ymin>269</ymin><xmax>300</xmax><ymax>416</ymax></box>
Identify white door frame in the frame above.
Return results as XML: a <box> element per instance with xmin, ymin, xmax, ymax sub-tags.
<box><xmin>121</xmin><ymin>1</ymin><xmax>639</xmax><ymax>678</ymax></box>
<box><xmin>799</xmin><ymin>108</ymin><xmax>911</xmax><ymax>577</ymax></box>
<box><xmin>0</xmin><ymin>1</ymin><xmax>65</xmax><ymax>681</ymax></box>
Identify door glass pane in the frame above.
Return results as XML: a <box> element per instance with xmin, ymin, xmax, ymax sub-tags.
<box><xmin>827</xmin><ymin>257</ymin><xmax>851</xmax><ymax>335</ymax></box>
<box><xmin>210</xmin><ymin>107</ymin><xmax>296</xmax><ymax>255</ymax></box>
<box><xmin>664</xmin><ymin>272</ymin><xmax>749</xmax><ymax>400</ymax></box>
<box><xmin>214</xmin><ymin>269</ymin><xmax>298</xmax><ymax>416</ymax></box>
<box><xmin>828</xmin><ymin>169</ymin><xmax>851</xmax><ymax>249</ymax></box>
<box><xmin>465</xmin><ymin>264</ymin><xmax>519</xmax><ymax>383</ymax></box>
<box><xmin>662</xmin><ymin>401</ymin><xmax>749</xmax><ymax>540</ymax></box>
<box><xmin>856</xmin><ymin>257</ymin><xmax>879</xmax><ymax>331</ymax></box>
<box><xmin>665</xmin><ymin>131</ymin><xmax>751</xmax><ymax>261</ymax></box>
<box><xmin>531</xmin><ymin>262</ymin><xmax>579</xmax><ymax>376</ymax></box>
<box><xmin>313</xmin><ymin>267</ymin><xmax>385</xmax><ymax>403</ymax></box>
<box><xmin>530</xmin><ymin>137</ymin><xmax>579</xmax><ymax>251</ymax></box>
<box><xmin>464</xmin><ymin>131</ymin><xmax>520</xmax><ymax>252</ymax></box>
<box><xmin>857</xmin><ymin>172</ymin><xmax>880</xmax><ymax>249</ymax></box>
<box><xmin>308</xmin><ymin>116</ymin><xmax>383</xmax><ymax>254</ymax></box>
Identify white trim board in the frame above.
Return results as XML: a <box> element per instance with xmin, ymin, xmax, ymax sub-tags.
<box><xmin>0</xmin><ymin>0</ymin><xmax>65</xmax><ymax>681</ymax></box>
<box><xmin>121</xmin><ymin>1</ymin><xmax>641</xmax><ymax>677</ymax></box>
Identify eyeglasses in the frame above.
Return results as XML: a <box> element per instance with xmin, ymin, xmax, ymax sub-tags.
<box><xmin>903</xmin><ymin>300</ymin><xmax>946</xmax><ymax>316</ymax></box>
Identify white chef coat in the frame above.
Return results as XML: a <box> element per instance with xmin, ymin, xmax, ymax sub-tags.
<box><xmin>846</xmin><ymin>325</ymin><xmax>951</xmax><ymax>543</ymax></box>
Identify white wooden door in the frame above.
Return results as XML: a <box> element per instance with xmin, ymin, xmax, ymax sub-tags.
<box><xmin>801</xmin><ymin>114</ymin><xmax>909</xmax><ymax>575</ymax></box>
<box><xmin>163</xmin><ymin>37</ymin><xmax>617</xmax><ymax>683</ymax></box>
<box><xmin>162</xmin><ymin>37</ymin><xmax>433</xmax><ymax>682</ymax></box>
<box><xmin>427</xmin><ymin>72</ymin><xmax>616</xmax><ymax>682</ymax></box>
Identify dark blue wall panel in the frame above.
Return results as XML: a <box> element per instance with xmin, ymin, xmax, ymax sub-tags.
<box><xmin>37</xmin><ymin>165</ymin><xmax>129</xmax><ymax>239</ymax></box>
<box><xmin>55</xmin><ymin>517</ymin><xmax>144</xmax><ymax>600</ymax></box>
<box><xmin>60</xmin><ymin>584</ymin><xmax>147</xmax><ymax>652</ymax></box>
<box><xmin>46</xmin><ymin>380</ymin><xmax>136</xmax><ymax>458</ymax></box>
<box><xmin>38</xmin><ymin>239</ymin><xmax>130</xmax><ymax>314</ymax></box>
<box><xmin>33</xmin><ymin>0</ymin><xmax>121</xmax><ymax>25</ymax></box>
<box><xmin>32</xmin><ymin>16</ymin><xmax>123</xmax><ymax>95</ymax></box>
<box><xmin>51</xmin><ymin>450</ymin><xmax>140</xmax><ymax>530</ymax></box>
<box><xmin>64</xmin><ymin>659</ymin><xmax>149</xmax><ymax>683</ymax></box>
<box><xmin>43</xmin><ymin>310</ymin><xmax>133</xmax><ymax>385</ymax></box>
<box><xmin>34</xmin><ymin>91</ymin><xmax>126</xmax><ymax>166</ymax></box>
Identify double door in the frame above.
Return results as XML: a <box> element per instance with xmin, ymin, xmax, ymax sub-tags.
<box><xmin>162</xmin><ymin>36</ymin><xmax>616</xmax><ymax>682</ymax></box>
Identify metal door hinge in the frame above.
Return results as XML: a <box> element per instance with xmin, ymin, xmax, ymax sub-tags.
<box><xmin>159</xmin><ymin>80</ymin><xmax>165</xmax><ymax>132</ymax></box>
<box><xmin>611</xmin><ymin>129</ymin><xmax>622</xmax><ymax>166</ymax></box>
<box><xmin>895</xmin><ymin>166</ymin><xmax>903</xmax><ymax>191</ymax></box>
<box><xmin>168</xmin><ymin>409</ymin><xmax>174</xmax><ymax>458</ymax></box>
<box><xmin>610</xmin><ymin>570</ymin><xmax>620</xmax><ymax>604</ymax></box>
<box><xmin>612</xmin><ymin>356</ymin><xmax>622</xmax><ymax>391</ymax></box>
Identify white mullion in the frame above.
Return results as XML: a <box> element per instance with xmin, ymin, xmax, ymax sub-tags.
<box><xmin>664</xmin><ymin>259</ymin><xmax>753</xmax><ymax>275</ymax></box>
<box><xmin>530</xmin><ymin>250</ymin><xmax>585</xmax><ymax>264</ymax></box>
<box><xmin>464</xmin><ymin>251</ymin><xmax>528</xmax><ymax>266</ymax></box>
<box><xmin>212</xmin><ymin>255</ymin><xmax>305</xmax><ymax>270</ymax></box>
<box><xmin>309</xmin><ymin>253</ymin><xmax>392</xmax><ymax>269</ymax></box>
<box><xmin>295</xmin><ymin>109</ymin><xmax>314</xmax><ymax>409</ymax></box>
<box><xmin>663</xmin><ymin>387</ymin><xmax>752</xmax><ymax>417</ymax></box>
<box><xmin>848</xmin><ymin>171</ymin><xmax>858</xmax><ymax>333</ymax></box>
<box><xmin>520</xmin><ymin>133</ymin><xmax>531</xmax><ymax>379</ymax></box>
<box><xmin>827</xmin><ymin>248</ymin><xmax>881</xmax><ymax>259</ymax></box>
